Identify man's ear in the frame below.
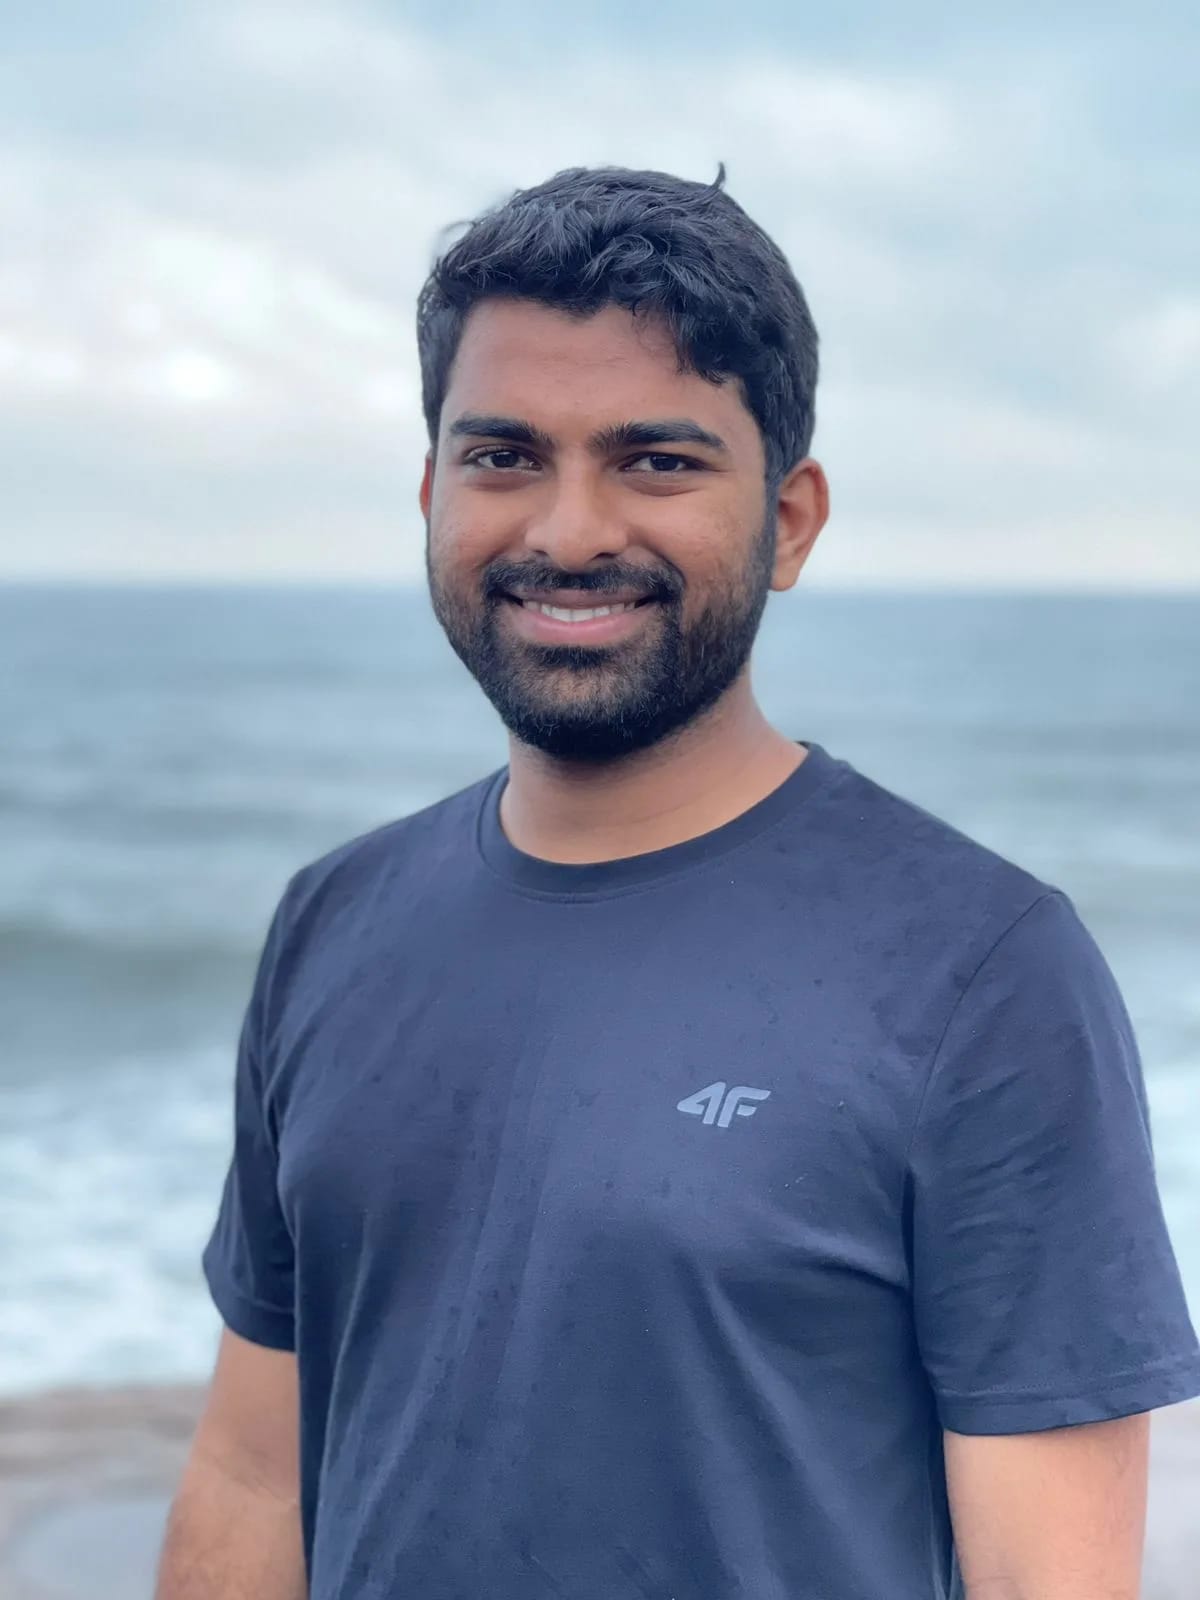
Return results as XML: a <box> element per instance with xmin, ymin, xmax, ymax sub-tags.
<box><xmin>418</xmin><ymin>450</ymin><xmax>435</xmax><ymax>522</ymax></box>
<box><xmin>770</xmin><ymin>458</ymin><xmax>830</xmax><ymax>592</ymax></box>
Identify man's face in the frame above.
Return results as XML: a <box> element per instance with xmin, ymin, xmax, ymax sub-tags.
<box><xmin>421</xmin><ymin>299</ymin><xmax>785</xmax><ymax>762</ymax></box>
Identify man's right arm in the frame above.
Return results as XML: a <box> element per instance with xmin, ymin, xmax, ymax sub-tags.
<box><xmin>154</xmin><ymin>1327</ymin><xmax>307</xmax><ymax>1600</ymax></box>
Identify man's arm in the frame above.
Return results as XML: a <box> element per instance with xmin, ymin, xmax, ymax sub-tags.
<box><xmin>944</xmin><ymin>1413</ymin><xmax>1150</xmax><ymax>1600</ymax></box>
<box><xmin>154</xmin><ymin>1327</ymin><xmax>307</xmax><ymax>1600</ymax></box>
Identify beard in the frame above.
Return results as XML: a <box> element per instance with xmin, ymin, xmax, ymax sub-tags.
<box><xmin>426</xmin><ymin>513</ymin><xmax>777</xmax><ymax>763</ymax></box>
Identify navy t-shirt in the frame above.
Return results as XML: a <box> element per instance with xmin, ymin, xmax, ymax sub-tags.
<box><xmin>202</xmin><ymin>740</ymin><xmax>1200</xmax><ymax>1599</ymax></box>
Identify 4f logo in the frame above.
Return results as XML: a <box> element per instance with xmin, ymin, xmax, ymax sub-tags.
<box><xmin>677</xmin><ymin>1081</ymin><xmax>771</xmax><ymax>1128</ymax></box>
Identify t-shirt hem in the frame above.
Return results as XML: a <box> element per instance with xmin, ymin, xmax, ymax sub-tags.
<box><xmin>202</xmin><ymin>1249</ymin><xmax>296</xmax><ymax>1352</ymax></box>
<box><xmin>937</xmin><ymin>1352</ymin><xmax>1200</xmax><ymax>1434</ymax></box>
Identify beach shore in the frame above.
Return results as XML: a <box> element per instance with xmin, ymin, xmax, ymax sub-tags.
<box><xmin>1</xmin><ymin>1384</ymin><xmax>1197</xmax><ymax>1598</ymax></box>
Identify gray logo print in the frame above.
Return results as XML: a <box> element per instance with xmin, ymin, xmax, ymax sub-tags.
<box><xmin>677</xmin><ymin>1081</ymin><xmax>771</xmax><ymax>1128</ymax></box>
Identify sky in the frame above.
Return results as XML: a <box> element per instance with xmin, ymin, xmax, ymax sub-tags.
<box><xmin>2</xmin><ymin>1</ymin><xmax>1197</xmax><ymax>588</ymax></box>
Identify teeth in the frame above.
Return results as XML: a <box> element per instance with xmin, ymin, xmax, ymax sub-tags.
<box><xmin>525</xmin><ymin>601</ymin><xmax>639</xmax><ymax>622</ymax></box>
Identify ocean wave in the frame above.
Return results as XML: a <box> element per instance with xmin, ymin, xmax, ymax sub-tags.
<box><xmin>0</xmin><ymin>1039</ymin><xmax>235</xmax><ymax>1399</ymax></box>
<box><xmin>0</xmin><ymin>918</ymin><xmax>257</xmax><ymax>989</ymax></box>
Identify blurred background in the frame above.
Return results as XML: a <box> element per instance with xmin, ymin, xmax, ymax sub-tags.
<box><xmin>2</xmin><ymin>0</ymin><xmax>1198</xmax><ymax>1419</ymax></box>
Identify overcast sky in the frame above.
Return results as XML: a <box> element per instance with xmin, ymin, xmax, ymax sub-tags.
<box><xmin>3</xmin><ymin>1</ymin><xmax>1197</xmax><ymax>587</ymax></box>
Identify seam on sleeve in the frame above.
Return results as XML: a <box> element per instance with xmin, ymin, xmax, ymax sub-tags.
<box><xmin>935</xmin><ymin>1348</ymin><xmax>1200</xmax><ymax>1406</ymax></box>
<box><xmin>901</xmin><ymin>889</ymin><xmax>1063</xmax><ymax>1171</ymax></box>
<box><xmin>201</xmin><ymin>1248</ymin><xmax>293</xmax><ymax>1319</ymax></box>
<box><xmin>217</xmin><ymin>1281</ymin><xmax>295</xmax><ymax>1317</ymax></box>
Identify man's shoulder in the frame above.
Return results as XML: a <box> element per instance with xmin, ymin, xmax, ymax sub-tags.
<box><xmin>812</xmin><ymin>749</ymin><xmax>1059</xmax><ymax>938</ymax></box>
<box><xmin>279</xmin><ymin>766</ymin><xmax>500</xmax><ymax>928</ymax></box>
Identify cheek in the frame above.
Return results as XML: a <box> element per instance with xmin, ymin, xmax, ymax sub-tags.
<box><xmin>667</xmin><ymin>513</ymin><xmax>755</xmax><ymax>597</ymax></box>
<box><xmin>428</xmin><ymin>480</ymin><xmax>513</xmax><ymax>566</ymax></box>
<box><xmin>427</xmin><ymin>507</ymin><xmax>490</xmax><ymax>582</ymax></box>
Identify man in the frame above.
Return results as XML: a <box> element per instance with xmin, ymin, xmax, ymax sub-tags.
<box><xmin>157</xmin><ymin>167</ymin><xmax>1200</xmax><ymax>1600</ymax></box>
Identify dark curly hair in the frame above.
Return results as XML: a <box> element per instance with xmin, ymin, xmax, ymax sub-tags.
<box><xmin>416</xmin><ymin>165</ymin><xmax>819</xmax><ymax>488</ymax></box>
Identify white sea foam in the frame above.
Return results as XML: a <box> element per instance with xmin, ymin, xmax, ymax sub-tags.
<box><xmin>0</xmin><ymin>1043</ymin><xmax>235</xmax><ymax>1397</ymax></box>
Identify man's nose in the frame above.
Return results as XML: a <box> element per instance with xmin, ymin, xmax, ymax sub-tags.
<box><xmin>521</xmin><ymin>473</ymin><xmax>631</xmax><ymax>568</ymax></box>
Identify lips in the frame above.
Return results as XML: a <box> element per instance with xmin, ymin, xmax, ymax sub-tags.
<box><xmin>517</xmin><ymin>599</ymin><xmax>643</xmax><ymax>623</ymax></box>
<box><xmin>503</xmin><ymin>588</ymin><xmax>656</xmax><ymax>609</ymax></box>
<box><xmin>499</xmin><ymin>591</ymin><xmax>659</xmax><ymax>644</ymax></box>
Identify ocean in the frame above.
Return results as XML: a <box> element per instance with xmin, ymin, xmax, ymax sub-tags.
<box><xmin>2</xmin><ymin>582</ymin><xmax>1197</xmax><ymax>1399</ymax></box>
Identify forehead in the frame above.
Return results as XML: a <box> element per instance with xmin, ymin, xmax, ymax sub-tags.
<box><xmin>440</xmin><ymin>299</ymin><xmax>760</xmax><ymax>452</ymax></box>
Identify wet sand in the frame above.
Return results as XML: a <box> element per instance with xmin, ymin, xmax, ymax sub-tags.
<box><xmin>1</xmin><ymin>1384</ymin><xmax>1197</xmax><ymax>1597</ymax></box>
<box><xmin>0</xmin><ymin>1384</ymin><xmax>202</xmax><ymax>1600</ymax></box>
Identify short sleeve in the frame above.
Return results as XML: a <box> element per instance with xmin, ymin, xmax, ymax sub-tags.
<box><xmin>907</xmin><ymin>890</ymin><xmax>1200</xmax><ymax>1434</ymax></box>
<box><xmin>201</xmin><ymin>889</ymin><xmax>297</xmax><ymax>1351</ymax></box>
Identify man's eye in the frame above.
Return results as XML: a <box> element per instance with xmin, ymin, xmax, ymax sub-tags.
<box><xmin>466</xmin><ymin>448</ymin><xmax>537</xmax><ymax>471</ymax></box>
<box><xmin>626</xmin><ymin>453</ymin><xmax>697</xmax><ymax>474</ymax></box>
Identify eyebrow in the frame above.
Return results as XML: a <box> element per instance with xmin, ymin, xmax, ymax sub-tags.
<box><xmin>446</xmin><ymin>413</ymin><xmax>730</xmax><ymax>457</ymax></box>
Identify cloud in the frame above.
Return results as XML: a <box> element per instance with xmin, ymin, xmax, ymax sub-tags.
<box><xmin>1</xmin><ymin>0</ymin><xmax>1196</xmax><ymax>585</ymax></box>
<box><xmin>1112</xmin><ymin>296</ymin><xmax>1200</xmax><ymax>393</ymax></box>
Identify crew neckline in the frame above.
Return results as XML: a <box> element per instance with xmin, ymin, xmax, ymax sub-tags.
<box><xmin>475</xmin><ymin>740</ymin><xmax>837</xmax><ymax>900</ymax></box>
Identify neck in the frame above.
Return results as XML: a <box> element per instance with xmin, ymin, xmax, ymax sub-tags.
<box><xmin>498</xmin><ymin>679</ymin><xmax>806</xmax><ymax>865</ymax></box>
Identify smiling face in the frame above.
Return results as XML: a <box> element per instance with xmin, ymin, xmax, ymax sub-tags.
<box><xmin>421</xmin><ymin>298</ymin><xmax>823</xmax><ymax>762</ymax></box>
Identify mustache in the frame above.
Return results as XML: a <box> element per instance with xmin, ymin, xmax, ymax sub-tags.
<box><xmin>483</xmin><ymin>559</ymin><xmax>683</xmax><ymax>605</ymax></box>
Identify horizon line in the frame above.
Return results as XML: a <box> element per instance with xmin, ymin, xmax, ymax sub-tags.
<box><xmin>2</xmin><ymin>576</ymin><xmax>1199</xmax><ymax>600</ymax></box>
